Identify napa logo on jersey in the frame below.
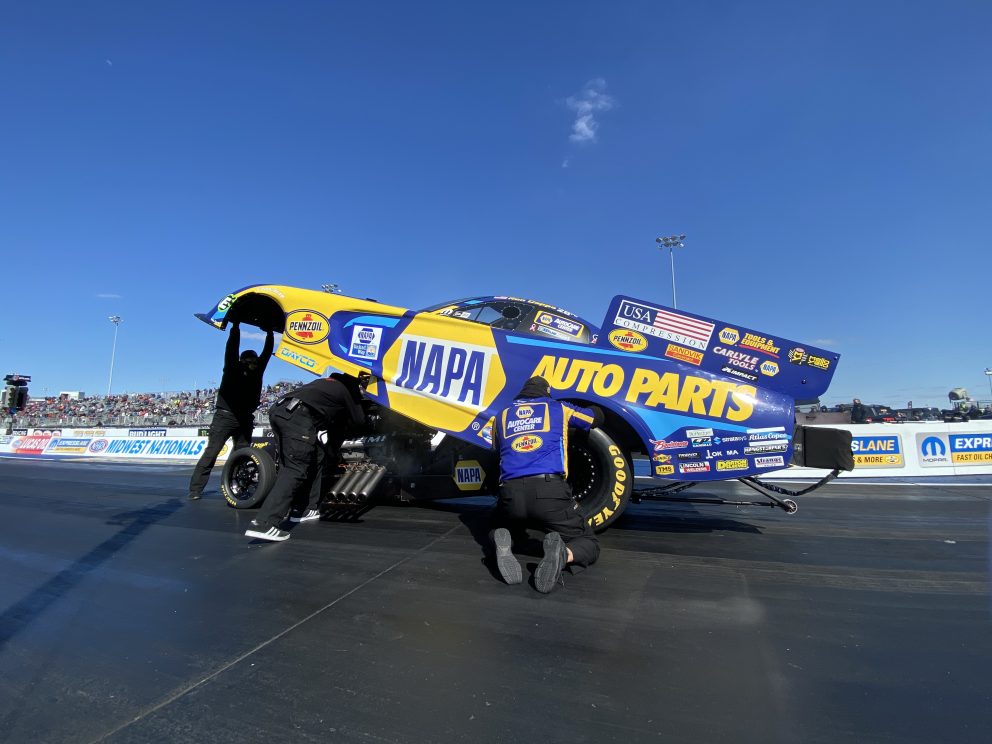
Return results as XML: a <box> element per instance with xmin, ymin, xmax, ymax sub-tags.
<box><xmin>607</xmin><ymin>328</ymin><xmax>648</xmax><ymax>353</ymax></box>
<box><xmin>503</xmin><ymin>402</ymin><xmax>550</xmax><ymax>437</ymax></box>
<box><xmin>511</xmin><ymin>434</ymin><xmax>543</xmax><ymax>452</ymax></box>
<box><xmin>285</xmin><ymin>310</ymin><xmax>329</xmax><ymax>345</ymax></box>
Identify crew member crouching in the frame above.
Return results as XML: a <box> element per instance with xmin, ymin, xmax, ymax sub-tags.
<box><xmin>491</xmin><ymin>375</ymin><xmax>603</xmax><ymax>593</ymax></box>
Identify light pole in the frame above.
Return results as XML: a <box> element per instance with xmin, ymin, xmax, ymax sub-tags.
<box><xmin>656</xmin><ymin>234</ymin><xmax>686</xmax><ymax>309</ymax></box>
<box><xmin>108</xmin><ymin>315</ymin><xmax>122</xmax><ymax>396</ymax></box>
<box><xmin>985</xmin><ymin>368</ymin><xmax>992</xmax><ymax>401</ymax></box>
<box><xmin>321</xmin><ymin>283</ymin><xmax>341</xmax><ymax>294</ymax></box>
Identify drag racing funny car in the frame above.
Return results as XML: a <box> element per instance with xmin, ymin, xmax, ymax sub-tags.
<box><xmin>197</xmin><ymin>286</ymin><xmax>853</xmax><ymax>531</ymax></box>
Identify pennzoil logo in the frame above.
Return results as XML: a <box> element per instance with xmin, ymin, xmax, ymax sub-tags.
<box><xmin>719</xmin><ymin>327</ymin><xmax>740</xmax><ymax>345</ymax></box>
<box><xmin>511</xmin><ymin>434</ymin><xmax>543</xmax><ymax>452</ymax></box>
<box><xmin>285</xmin><ymin>310</ymin><xmax>329</xmax><ymax>345</ymax></box>
<box><xmin>608</xmin><ymin>328</ymin><xmax>648</xmax><ymax>353</ymax></box>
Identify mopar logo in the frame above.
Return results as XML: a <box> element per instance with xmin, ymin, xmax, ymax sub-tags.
<box><xmin>921</xmin><ymin>437</ymin><xmax>946</xmax><ymax>457</ymax></box>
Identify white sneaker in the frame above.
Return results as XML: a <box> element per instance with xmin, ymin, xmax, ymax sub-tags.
<box><xmin>289</xmin><ymin>509</ymin><xmax>321</xmax><ymax>523</ymax></box>
<box><xmin>245</xmin><ymin>520</ymin><xmax>290</xmax><ymax>542</ymax></box>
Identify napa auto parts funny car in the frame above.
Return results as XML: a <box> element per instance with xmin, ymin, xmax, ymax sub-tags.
<box><xmin>197</xmin><ymin>286</ymin><xmax>853</xmax><ymax>531</ymax></box>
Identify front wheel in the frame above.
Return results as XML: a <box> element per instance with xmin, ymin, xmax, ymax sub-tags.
<box><xmin>221</xmin><ymin>447</ymin><xmax>277</xmax><ymax>508</ymax></box>
<box><xmin>567</xmin><ymin>428</ymin><xmax>632</xmax><ymax>532</ymax></box>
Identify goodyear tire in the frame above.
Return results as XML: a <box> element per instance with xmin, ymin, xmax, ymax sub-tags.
<box><xmin>568</xmin><ymin>428</ymin><xmax>632</xmax><ymax>533</ymax></box>
<box><xmin>221</xmin><ymin>447</ymin><xmax>277</xmax><ymax>509</ymax></box>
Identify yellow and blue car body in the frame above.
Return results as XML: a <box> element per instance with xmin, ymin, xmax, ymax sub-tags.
<box><xmin>197</xmin><ymin>284</ymin><xmax>840</xmax><ymax>484</ymax></box>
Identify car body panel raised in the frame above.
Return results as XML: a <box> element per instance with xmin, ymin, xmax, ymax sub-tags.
<box><xmin>198</xmin><ymin>285</ymin><xmax>840</xmax><ymax>481</ymax></box>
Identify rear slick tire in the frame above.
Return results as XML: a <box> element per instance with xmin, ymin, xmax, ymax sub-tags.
<box><xmin>221</xmin><ymin>447</ymin><xmax>277</xmax><ymax>509</ymax></box>
<box><xmin>567</xmin><ymin>428</ymin><xmax>632</xmax><ymax>533</ymax></box>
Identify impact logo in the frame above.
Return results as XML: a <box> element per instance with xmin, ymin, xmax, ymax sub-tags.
<box><xmin>511</xmin><ymin>434</ymin><xmax>543</xmax><ymax>452</ymax></box>
<box><xmin>719</xmin><ymin>328</ymin><xmax>740</xmax><ymax>345</ymax></box>
<box><xmin>349</xmin><ymin>325</ymin><xmax>383</xmax><ymax>360</ymax></box>
<box><xmin>760</xmin><ymin>361</ymin><xmax>779</xmax><ymax>376</ymax></box>
<box><xmin>608</xmin><ymin>328</ymin><xmax>648</xmax><ymax>353</ymax></box>
<box><xmin>392</xmin><ymin>336</ymin><xmax>495</xmax><ymax>410</ymax></box>
<box><xmin>285</xmin><ymin>310</ymin><xmax>329</xmax><ymax>345</ymax></box>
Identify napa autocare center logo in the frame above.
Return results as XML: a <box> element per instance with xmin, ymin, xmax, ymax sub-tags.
<box><xmin>917</xmin><ymin>432</ymin><xmax>992</xmax><ymax>466</ymax></box>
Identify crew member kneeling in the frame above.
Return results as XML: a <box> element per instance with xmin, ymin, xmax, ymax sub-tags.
<box><xmin>245</xmin><ymin>374</ymin><xmax>364</xmax><ymax>543</ymax></box>
<box><xmin>491</xmin><ymin>375</ymin><xmax>603</xmax><ymax>593</ymax></box>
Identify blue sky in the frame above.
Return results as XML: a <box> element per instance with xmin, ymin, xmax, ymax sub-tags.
<box><xmin>2</xmin><ymin>1</ymin><xmax>990</xmax><ymax>408</ymax></box>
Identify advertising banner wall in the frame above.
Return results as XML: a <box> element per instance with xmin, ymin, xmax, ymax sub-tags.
<box><xmin>0</xmin><ymin>427</ymin><xmax>265</xmax><ymax>461</ymax></box>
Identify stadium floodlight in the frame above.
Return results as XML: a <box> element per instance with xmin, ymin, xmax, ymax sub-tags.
<box><xmin>655</xmin><ymin>234</ymin><xmax>687</xmax><ymax>308</ymax></box>
<box><xmin>321</xmin><ymin>283</ymin><xmax>341</xmax><ymax>294</ymax></box>
<box><xmin>108</xmin><ymin>316</ymin><xmax>122</xmax><ymax>396</ymax></box>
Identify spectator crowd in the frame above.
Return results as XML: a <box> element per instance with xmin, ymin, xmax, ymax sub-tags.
<box><xmin>5</xmin><ymin>382</ymin><xmax>302</xmax><ymax>429</ymax></box>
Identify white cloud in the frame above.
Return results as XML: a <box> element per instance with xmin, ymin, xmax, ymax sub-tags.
<box><xmin>241</xmin><ymin>331</ymin><xmax>267</xmax><ymax>341</ymax></box>
<box><xmin>96</xmin><ymin>293</ymin><xmax>122</xmax><ymax>299</ymax></box>
<box><xmin>566</xmin><ymin>78</ymin><xmax>615</xmax><ymax>144</ymax></box>
<box><xmin>811</xmin><ymin>338</ymin><xmax>838</xmax><ymax>346</ymax></box>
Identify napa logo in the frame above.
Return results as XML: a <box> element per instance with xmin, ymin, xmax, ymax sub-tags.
<box><xmin>719</xmin><ymin>327</ymin><xmax>740</xmax><ymax>345</ymax></box>
<box><xmin>285</xmin><ymin>310</ymin><xmax>329</xmax><ymax>345</ymax></box>
<box><xmin>516</xmin><ymin>405</ymin><xmax>534</xmax><ymax>418</ymax></box>
<box><xmin>392</xmin><ymin>336</ymin><xmax>495</xmax><ymax>409</ymax></box>
<box><xmin>453</xmin><ymin>459</ymin><xmax>486</xmax><ymax>491</ymax></box>
<box><xmin>608</xmin><ymin>328</ymin><xmax>648</xmax><ymax>353</ymax></box>
<box><xmin>511</xmin><ymin>434</ymin><xmax>543</xmax><ymax>452</ymax></box>
<box><xmin>760</xmin><ymin>360</ymin><xmax>779</xmax><ymax>376</ymax></box>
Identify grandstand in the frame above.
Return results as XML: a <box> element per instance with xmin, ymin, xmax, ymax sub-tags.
<box><xmin>1</xmin><ymin>381</ymin><xmax>302</xmax><ymax>429</ymax></box>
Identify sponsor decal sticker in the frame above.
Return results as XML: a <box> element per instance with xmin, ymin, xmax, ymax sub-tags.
<box><xmin>608</xmin><ymin>328</ymin><xmax>649</xmax><ymax>353</ymax></box>
<box><xmin>652</xmin><ymin>453</ymin><xmax>672</xmax><ymax>463</ymax></box>
<box><xmin>279</xmin><ymin>346</ymin><xmax>318</xmax><ymax>369</ymax></box>
<box><xmin>677</xmin><ymin>451</ymin><xmax>700</xmax><ymax>460</ymax></box>
<box><xmin>720</xmin><ymin>365</ymin><xmax>758</xmax><ymax>382</ymax></box>
<box><xmin>851</xmin><ymin>436</ymin><xmax>904</xmax><ymax>468</ymax></box>
<box><xmin>754</xmin><ymin>455</ymin><xmax>785</xmax><ymax>468</ymax></box>
<box><xmin>614</xmin><ymin>300</ymin><xmax>715</xmax><ymax>350</ymax></box>
<box><xmin>744</xmin><ymin>443</ymin><xmax>789</xmax><ymax>455</ymax></box>
<box><xmin>89</xmin><ymin>439</ymin><xmax>109</xmax><ymax>453</ymax></box>
<box><xmin>655</xmin><ymin>464</ymin><xmax>675</xmax><ymax>475</ymax></box>
<box><xmin>716</xmin><ymin>459</ymin><xmax>749</xmax><ymax>471</ymax></box>
<box><xmin>664</xmin><ymin>344</ymin><xmax>704</xmax><ymax>365</ymax></box>
<box><xmin>652</xmin><ymin>439</ymin><xmax>689</xmax><ymax>451</ymax></box>
<box><xmin>453</xmin><ymin>459</ymin><xmax>486</xmax><ymax>491</ymax></box>
<box><xmin>285</xmin><ymin>310</ymin><xmax>329</xmax><ymax>345</ymax></box>
<box><xmin>740</xmin><ymin>333</ymin><xmax>781</xmax><ymax>357</ymax></box>
<box><xmin>787</xmin><ymin>347</ymin><xmax>832</xmax><ymax>371</ymax></box>
<box><xmin>712</xmin><ymin>346</ymin><xmax>759</xmax><ymax>371</ymax></box>
<box><xmin>679</xmin><ymin>461</ymin><xmax>711</xmax><ymax>473</ymax></box>
<box><xmin>349</xmin><ymin>325</ymin><xmax>383</xmax><ymax>360</ymax></box>
<box><xmin>537</xmin><ymin>312</ymin><xmax>584</xmax><ymax>336</ymax></box>
<box><xmin>47</xmin><ymin>438</ymin><xmax>91</xmax><ymax>453</ymax></box>
<box><xmin>718</xmin><ymin>328</ymin><xmax>740</xmax><ymax>345</ymax></box>
<box><xmin>759</xmin><ymin>360</ymin><xmax>779</xmax><ymax>376</ymax></box>
<box><xmin>685</xmin><ymin>428</ymin><xmax>714</xmax><ymax>438</ymax></box>
<box><xmin>690</xmin><ymin>436</ymin><xmax>712</xmax><ymax>448</ymax></box>
<box><xmin>392</xmin><ymin>336</ymin><xmax>495</xmax><ymax>410</ymax></box>
<box><xmin>511</xmin><ymin>434</ymin><xmax>543</xmax><ymax>452</ymax></box>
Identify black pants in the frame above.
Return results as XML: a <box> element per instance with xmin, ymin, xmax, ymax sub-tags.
<box><xmin>188</xmin><ymin>408</ymin><xmax>254</xmax><ymax>495</ymax></box>
<box><xmin>491</xmin><ymin>476</ymin><xmax>600</xmax><ymax>568</ymax></box>
<box><xmin>254</xmin><ymin>402</ymin><xmax>322</xmax><ymax>529</ymax></box>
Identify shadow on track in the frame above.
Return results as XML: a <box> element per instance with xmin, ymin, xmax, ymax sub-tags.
<box><xmin>0</xmin><ymin>498</ymin><xmax>183</xmax><ymax>650</ymax></box>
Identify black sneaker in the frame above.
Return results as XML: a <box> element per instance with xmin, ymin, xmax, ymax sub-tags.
<box><xmin>492</xmin><ymin>528</ymin><xmax>522</xmax><ymax>585</ymax></box>
<box><xmin>187</xmin><ymin>492</ymin><xmax>202</xmax><ymax>501</ymax></box>
<box><xmin>245</xmin><ymin>520</ymin><xmax>290</xmax><ymax>542</ymax></box>
<box><xmin>289</xmin><ymin>509</ymin><xmax>321</xmax><ymax>523</ymax></box>
<box><xmin>534</xmin><ymin>532</ymin><xmax>568</xmax><ymax>594</ymax></box>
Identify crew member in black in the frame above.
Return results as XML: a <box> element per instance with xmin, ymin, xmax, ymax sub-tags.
<box><xmin>490</xmin><ymin>375</ymin><xmax>603</xmax><ymax>593</ymax></box>
<box><xmin>245</xmin><ymin>374</ymin><xmax>365</xmax><ymax>542</ymax></box>
<box><xmin>188</xmin><ymin>321</ymin><xmax>273</xmax><ymax>500</ymax></box>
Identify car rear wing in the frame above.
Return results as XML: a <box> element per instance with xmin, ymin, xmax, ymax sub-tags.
<box><xmin>596</xmin><ymin>295</ymin><xmax>839</xmax><ymax>401</ymax></box>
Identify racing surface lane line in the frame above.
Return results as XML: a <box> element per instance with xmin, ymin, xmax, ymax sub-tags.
<box><xmin>87</xmin><ymin>523</ymin><xmax>462</xmax><ymax>744</ymax></box>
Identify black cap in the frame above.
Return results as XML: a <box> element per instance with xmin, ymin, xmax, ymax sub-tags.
<box><xmin>517</xmin><ymin>376</ymin><xmax>551</xmax><ymax>399</ymax></box>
